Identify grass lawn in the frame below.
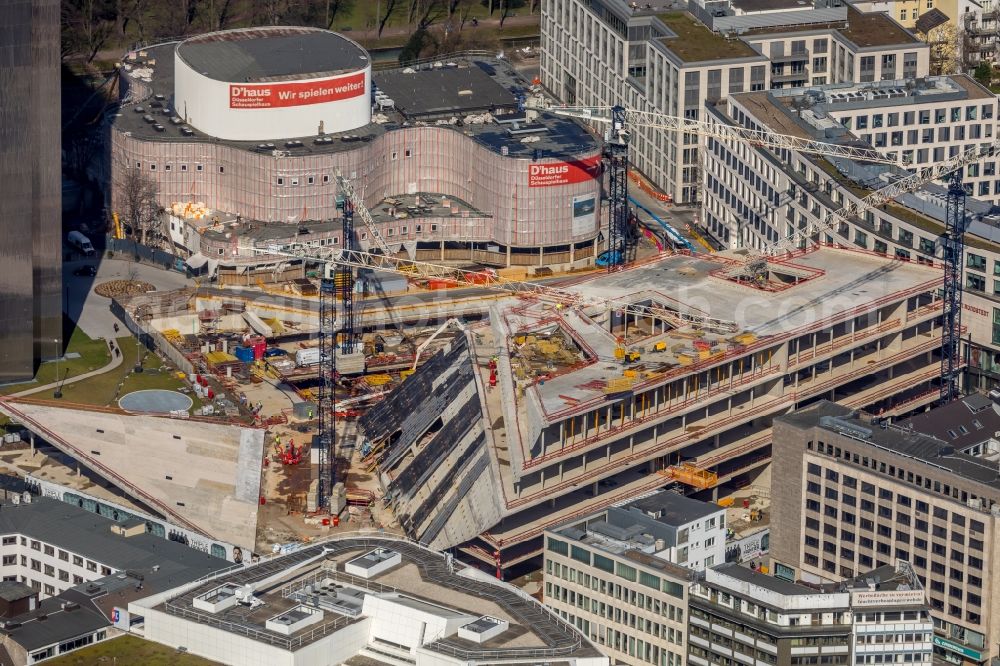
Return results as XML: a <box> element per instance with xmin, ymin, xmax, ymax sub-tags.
<box><xmin>0</xmin><ymin>328</ymin><xmax>110</xmax><ymax>397</ymax></box>
<box><xmin>42</xmin><ymin>634</ymin><xmax>220</xmax><ymax>666</ymax></box>
<box><xmin>53</xmin><ymin>338</ymin><xmax>201</xmax><ymax>410</ymax></box>
<box><xmin>0</xmin><ymin>327</ymin><xmax>200</xmax><ymax>412</ymax></box>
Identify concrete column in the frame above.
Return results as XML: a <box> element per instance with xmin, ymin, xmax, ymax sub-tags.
<box><xmin>29</xmin><ymin>432</ymin><xmax>35</xmax><ymax>458</ymax></box>
<box><xmin>539</xmin><ymin>247</ymin><xmax>544</xmax><ymax>267</ymax></box>
<box><xmin>440</xmin><ymin>241</ymin><xmax>445</xmax><ymax>261</ymax></box>
<box><xmin>570</xmin><ymin>243</ymin><xmax>575</xmax><ymax>264</ymax></box>
<box><xmin>506</xmin><ymin>244</ymin><xmax>512</xmax><ymax>267</ymax></box>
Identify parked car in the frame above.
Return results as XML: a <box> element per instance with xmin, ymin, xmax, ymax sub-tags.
<box><xmin>72</xmin><ymin>265</ymin><xmax>97</xmax><ymax>277</ymax></box>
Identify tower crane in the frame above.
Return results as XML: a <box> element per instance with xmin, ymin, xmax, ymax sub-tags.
<box><xmin>316</xmin><ymin>171</ymin><xmax>396</xmax><ymax>511</ymax></box>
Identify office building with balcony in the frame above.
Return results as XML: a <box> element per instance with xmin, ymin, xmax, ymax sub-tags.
<box><xmin>541</xmin><ymin>0</ymin><xmax>928</xmax><ymax>203</ymax></box>
<box><xmin>688</xmin><ymin>560</ymin><xmax>933</xmax><ymax>666</ymax></box>
<box><xmin>770</xmin><ymin>399</ymin><xmax>1000</xmax><ymax>665</ymax></box>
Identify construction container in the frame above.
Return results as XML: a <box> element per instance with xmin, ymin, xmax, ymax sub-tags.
<box><xmin>246</xmin><ymin>335</ymin><xmax>267</xmax><ymax>360</ymax></box>
<box><xmin>233</xmin><ymin>346</ymin><xmax>255</xmax><ymax>363</ymax></box>
<box><xmin>652</xmin><ymin>341</ymin><xmax>667</xmax><ymax>352</ymax></box>
<box><xmin>295</xmin><ymin>348</ymin><xmax>321</xmax><ymax>367</ymax></box>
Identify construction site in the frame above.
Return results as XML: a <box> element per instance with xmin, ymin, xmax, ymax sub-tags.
<box><xmin>0</xmin><ymin>235</ymin><xmax>945</xmax><ymax>573</ymax></box>
<box><xmin>8</xmin><ymin>21</ymin><xmax>992</xmax><ymax>582</ymax></box>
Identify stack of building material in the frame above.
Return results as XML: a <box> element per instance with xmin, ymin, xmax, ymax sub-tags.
<box><xmin>205</xmin><ymin>351</ymin><xmax>242</xmax><ymax>374</ymax></box>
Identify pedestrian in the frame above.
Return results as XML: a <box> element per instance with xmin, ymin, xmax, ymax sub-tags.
<box><xmin>115</xmin><ymin>348</ymin><xmax>120</xmax><ymax>358</ymax></box>
<box><xmin>113</xmin><ymin>323</ymin><xmax>120</xmax><ymax>333</ymax></box>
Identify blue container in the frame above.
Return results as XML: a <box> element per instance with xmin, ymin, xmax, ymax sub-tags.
<box><xmin>264</xmin><ymin>347</ymin><xmax>286</xmax><ymax>358</ymax></box>
<box><xmin>233</xmin><ymin>346</ymin><xmax>254</xmax><ymax>363</ymax></box>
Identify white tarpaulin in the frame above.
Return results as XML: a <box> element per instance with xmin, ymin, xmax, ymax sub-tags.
<box><xmin>185</xmin><ymin>253</ymin><xmax>209</xmax><ymax>269</ymax></box>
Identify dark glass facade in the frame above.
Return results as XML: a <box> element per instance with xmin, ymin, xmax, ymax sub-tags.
<box><xmin>0</xmin><ymin>0</ymin><xmax>62</xmax><ymax>381</ymax></box>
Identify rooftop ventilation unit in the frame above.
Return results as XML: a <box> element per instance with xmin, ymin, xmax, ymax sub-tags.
<box><xmin>345</xmin><ymin>548</ymin><xmax>402</xmax><ymax>579</ymax></box>
<box><xmin>458</xmin><ymin>616</ymin><xmax>510</xmax><ymax>643</ymax></box>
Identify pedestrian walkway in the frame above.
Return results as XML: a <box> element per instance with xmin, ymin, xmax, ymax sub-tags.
<box><xmin>12</xmin><ymin>340</ymin><xmax>124</xmax><ymax>398</ymax></box>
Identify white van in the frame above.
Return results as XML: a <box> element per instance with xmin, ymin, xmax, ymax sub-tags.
<box><xmin>68</xmin><ymin>231</ymin><xmax>95</xmax><ymax>257</ymax></box>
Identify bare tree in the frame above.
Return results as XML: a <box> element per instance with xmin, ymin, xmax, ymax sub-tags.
<box><xmin>65</xmin><ymin>135</ymin><xmax>101</xmax><ymax>184</ymax></box>
<box><xmin>457</xmin><ymin>0</ymin><xmax>475</xmax><ymax>29</ymax></box>
<box><xmin>202</xmin><ymin>0</ymin><xmax>236</xmax><ymax>31</ymax></box>
<box><xmin>377</xmin><ymin>0</ymin><xmax>399</xmax><ymax>37</ymax></box>
<box><xmin>121</xmin><ymin>168</ymin><xmax>162</xmax><ymax>248</ymax></box>
<box><xmin>62</xmin><ymin>0</ymin><xmax>117</xmax><ymax>63</ymax></box>
<box><xmin>923</xmin><ymin>23</ymin><xmax>960</xmax><ymax>76</ymax></box>
<box><xmin>323</xmin><ymin>0</ymin><xmax>355</xmax><ymax>28</ymax></box>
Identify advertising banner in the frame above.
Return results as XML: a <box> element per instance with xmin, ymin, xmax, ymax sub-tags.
<box><xmin>230</xmin><ymin>71</ymin><xmax>366</xmax><ymax>109</ymax></box>
<box><xmin>571</xmin><ymin>194</ymin><xmax>597</xmax><ymax>236</ymax></box>
<box><xmin>724</xmin><ymin>528</ymin><xmax>770</xmax><ymax>563</ymax></box>
<box><xmin>529</xmin><ymin>156</ymin><xmax>601</xmax><ymax>187</ymax></box>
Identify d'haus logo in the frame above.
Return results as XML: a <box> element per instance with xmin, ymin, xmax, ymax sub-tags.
<box><xmin>528</xmin><ymin>156</ymin><xmax>601</xmax><ymax>187</ymax></box>
<box><xmin>229</xmin><ymin>72</ymin><xmax>366</xmax><ymax>109</ymax></box>
<box><xmin>530</xmin><ymin>164</ymin><xmax>570</xmax><ymax>177</ymax></box>
<box><xmin>230</xmin><ymin>86</ymin><xmax>272</xmax><ymax>99</ymax></box>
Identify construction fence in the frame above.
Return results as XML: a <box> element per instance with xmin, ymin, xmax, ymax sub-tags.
<box><xmin>105</xmin><ymin>236</ymin><xmax>184</xmax><ymax>272</ymax></box>
<box><xmin>110</xmin><ymin>293</ymin><xmax>196</xmax><ymax>377</ymax></box>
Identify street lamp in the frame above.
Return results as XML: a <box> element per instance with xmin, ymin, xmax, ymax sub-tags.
<box><xmin>53</xmin><ymin>338</ymin><xmax>62</xmax><ymax>399</ymax></box>
<box><xmin>134</xmin><ymin>332</ymin><xmax>143</xmax><ymax>374</ymax></box>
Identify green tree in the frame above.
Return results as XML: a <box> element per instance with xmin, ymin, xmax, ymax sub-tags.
<box><xmin>398</xmin><ymin>27</ymin><xmax>436</xmax><ymax>63</ymax></box>
<box><xmin>975</xmin><ymin>60</ymin><xmax>993</xmax><ymax>86</ymax></box>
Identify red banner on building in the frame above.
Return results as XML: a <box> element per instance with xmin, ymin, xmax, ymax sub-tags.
<box><xmin>229</xmin><ymin>72</ymin><xmax>366</xmax><ymax>109</ymax></box>
<box><xmin>528</xmin><ymin>156</ymin><xmax>601</xmax><ymax>187</ymax></box>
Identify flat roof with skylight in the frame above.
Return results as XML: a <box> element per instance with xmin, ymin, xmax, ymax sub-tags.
<box><xmin>133</xmin><ymin>536</ymin><xmax>606</xmax><ymax>666</ymax></box>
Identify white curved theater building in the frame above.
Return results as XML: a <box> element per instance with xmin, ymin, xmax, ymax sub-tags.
<box><xmin>111</xmin><ymin>27</ymin><xmax>605</xmax><ymax>270</ymax></box>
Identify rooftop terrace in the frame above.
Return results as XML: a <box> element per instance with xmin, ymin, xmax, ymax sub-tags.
<box><xmin>838</xmin><ymin>6</ymin><xmax>920</xmax><ymax>47</ymax></box>
<box><xmin>656</xmin><ymin>12</ymin><xmax>759</xmax><ymax>62</ymax></box>
<box><xmin>741</xmin><ymin>6</ymin><xmax>920</xmax><ymax>46</ymax></box>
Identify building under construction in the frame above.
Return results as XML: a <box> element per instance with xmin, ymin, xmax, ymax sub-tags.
<box><xmin>357</xmin><ymin>245</ymin><xmax>946</xmax><ymax>572</ymax></box>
